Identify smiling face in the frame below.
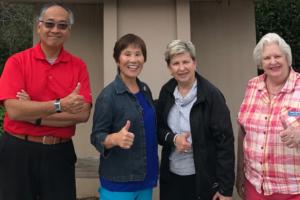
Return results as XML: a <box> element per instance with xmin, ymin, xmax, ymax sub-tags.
<box><xmin>262</xmin><ymin>42</ymin><xmax>290</xmax><ymax>83</ymax></box>
<box><xmin>168</xmin><ymin>52</ymin><xmax>196</xmax><ymax>87</ymax></box>
<box><xmin>118</xmin><ymin>45</ymin><xmax>145</xmax><ymax>82</ymax></box>
<box><xmin>38</xmin><ymin>5</ymin><xmax>71</xmax><ymax>53</ymax></box>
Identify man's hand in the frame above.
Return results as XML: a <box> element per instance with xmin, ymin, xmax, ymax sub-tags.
<box><xmin>212</xmin><ymin>192</ymin><xmax>232</xmax><ymax>200</ymax></box>
<box><xmin>16</xmin><ymin>89</ymin><xmax>30</xmax><ymax>101</ymax></box>
<box><xmin>60</xmin><ymin>83</ymin><xmax>85</xmax><ymax>114</ymax></box>
<box><xmin>16</xmin><ymin>89</ymin><xmax>34</xmax><ymax>124</ymax></box>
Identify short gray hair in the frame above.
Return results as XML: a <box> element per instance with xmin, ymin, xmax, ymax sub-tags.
<box><xmin>38</xmin><ymin>2</ymin><xmax>74</xmax><ymax>25</ymax></box>
<box><xmin>253</xmin><ymin>33</ymin><xmax>292</xmax><ymax>68</ymax></box>
<box><xmin>165</xmin><ymin>40</ymin><xmax>196</xmax><ymax>65</ymax></box>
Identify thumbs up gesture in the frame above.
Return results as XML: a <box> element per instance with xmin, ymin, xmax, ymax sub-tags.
<box><xmin>174</xmin><ymin>132</ymin><xmax>192</xmax><ymax>153</ymax></box>
<box><xmin>279</xmin><ymin>125</ymin><xmax>300</xmax><ymax>148</ymax></box>
<box><xmin>114</xmin><ymin>120</ymin><xmax>135</xmax><ymax>149</ymax></box>
<box><xmin>60</xmin><ymin>82</ymin><xmax>85</xmax><ymax>114</ymax></box>
<box><xmin>72</xmin><ymin>82</ymin><xmax>81</xmax><ymax>95</ymax></box>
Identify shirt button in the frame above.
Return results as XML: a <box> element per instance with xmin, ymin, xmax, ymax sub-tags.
<box><xmin>261</xmin><ymin>146</ymin><xmax>264</xmax><ymax>149</ymax></box>
<box><xmin>265</xmin><ymin>116</ymin><xmax>268</xmax><ymax>120</ymax></box>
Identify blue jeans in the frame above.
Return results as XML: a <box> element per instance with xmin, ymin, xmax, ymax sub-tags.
<box><xmin>99</xmin><ymin>187</ymin><xmax>152</xmax><ymax>200</ymax></box>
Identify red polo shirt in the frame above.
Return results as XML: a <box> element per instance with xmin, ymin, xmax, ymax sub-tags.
<box><xmin>0</xmin><ymin>43</ymin><xmax>92</xmax><ymax>138</ymax></box>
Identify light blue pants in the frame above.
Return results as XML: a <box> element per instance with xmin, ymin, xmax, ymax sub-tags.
<box><xmin>99</xmin><ymin>187</ymin><xmax>153</xmax><ymax>200</ymax></box>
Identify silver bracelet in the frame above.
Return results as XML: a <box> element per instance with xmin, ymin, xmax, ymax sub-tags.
<box><xmin>173</xmin><ymin>134</ymin><xmax>179</xmax><ymax>145</ymax></box>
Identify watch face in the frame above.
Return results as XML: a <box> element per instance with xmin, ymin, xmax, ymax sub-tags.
<box><xmin>54</xmin><ymin>99</ymin><xmax>62</xmax><ymax>113</ymax></box>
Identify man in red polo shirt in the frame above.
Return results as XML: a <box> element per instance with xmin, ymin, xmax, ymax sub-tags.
<box><xmin>0</xmin><ymin>2</ymin><xmax>92</xmax><ymax>200</ymax></box>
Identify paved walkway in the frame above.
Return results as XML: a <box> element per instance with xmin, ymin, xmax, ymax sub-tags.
<box><xmin>76</xmin><ymin>157</ymin><xmax>99</xmax><ymax>178</ymax></box>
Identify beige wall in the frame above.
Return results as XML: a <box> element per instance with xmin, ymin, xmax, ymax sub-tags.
<box><xmin>190</xmin><ymin>0</ymin><xmax>257</xmax><ymax>145</ymax></box>
<box><xmin>31</xmin><ymin>0</ymin><xmax>256</xmax><ymax>199</ymax></box>
<box><xmin>103</xmin><ymin>0</ymin><xmax>186</xmax><ymax>98</ymax></box>
<box><xmin>66</xmin><ymin>3</ymin><xmax>103</xmax><ymax>162</ymax></box>
<box><xmin>191</xmin><ymin>0</ymin><xmax>256</xmax><ymax>199</ymax></box>
<box><xmin>69</xmin><ymin>4</ymin><xmax>103</xmax><ymax>198</ymax></box>
<box><xmin>117</xmin><ymin>0</ymin><xmax>176</xmax><ymax>96</ymax></box>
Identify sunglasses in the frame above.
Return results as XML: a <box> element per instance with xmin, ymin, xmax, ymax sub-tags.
<box><xmin>39</xmin><ymin>20</ymin><xmax>70</xmax><ymax>30</ymax></box>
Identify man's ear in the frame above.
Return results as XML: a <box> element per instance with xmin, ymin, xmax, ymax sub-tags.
<box><xmin>37</xmin><ymin>22</ymin><xmax>42</xmax><ymax>34</ymax></box>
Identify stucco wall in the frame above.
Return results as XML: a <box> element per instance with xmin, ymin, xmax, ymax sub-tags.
<box><xmin>69</xmin><ymin>4</ymin><xmax>104</xmax><ymax>198</ymax></box>
<box><xmin>191</xmin><ymin>0</ymin><xmax>257</xmax><ymax>199</ymax></box>
<box><xmin>103</xmin><ymin>0</ymin><xmax>178</xmax><ymax>98</ymax></box>
<box><xmin>31</xmin><ymin>0</ymin><xmax>257</xmax><ymax>199</ymax></box>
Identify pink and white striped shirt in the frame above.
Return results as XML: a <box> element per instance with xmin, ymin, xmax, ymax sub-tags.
<box><xmin>238</xmin><ymin>68</ymin><xmax>300</xmax><ymax>195</ymax></box>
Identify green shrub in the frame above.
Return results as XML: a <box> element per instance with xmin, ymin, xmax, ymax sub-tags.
<box><xmin>0</xmin><ymin>2</ymin><xmax>34</xmax><ymax>75</ymax></box>
<box><xmin>255</xmin><ymin>0</ymin><xmax>300</xmax><ymax>71</ymax></box>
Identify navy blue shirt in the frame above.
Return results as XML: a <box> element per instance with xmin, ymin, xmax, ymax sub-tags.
<box><xmin>100</xmin><ymin>91</ymin><xmax>158</xmax><ymax>191</ymax></box>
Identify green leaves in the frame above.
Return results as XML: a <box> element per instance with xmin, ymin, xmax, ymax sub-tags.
<box><xmin>255</xmin><ymin>0</ymin><xmax>300</xmax><ymax>71</ymax></box>
<box><xmin>0</xmin><ymin>2</ymin><xmax>34</xmax><ymax>75</ymax></box>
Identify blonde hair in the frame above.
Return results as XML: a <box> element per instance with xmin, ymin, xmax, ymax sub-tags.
<box><xmin>164</xmin><ymin>40</ymin><xmax>196</xmax><ymax>65</ymax></box>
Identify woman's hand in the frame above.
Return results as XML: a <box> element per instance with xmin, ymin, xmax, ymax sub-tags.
<box><xmin>103</xmin><ymin>120</ymin><xmax>135</xmax><ymax>149</ymax></box>
<box><xmin>212</xmin><ymin>192</ymin><xmax>232</xmax><ymax>200</ymax></box>
<box><xmin>280</xmin><ymin>126</ymin><xmax>300</xmax><ymax>148</ymax></box>
<box><xmin>174</xmin><ymin>132</ymin><xmax>192</xmax><ymax>153</ymax></box>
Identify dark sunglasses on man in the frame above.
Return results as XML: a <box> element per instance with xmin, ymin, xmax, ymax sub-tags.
<box><xmin>39</xmin><ymin>20</ymin><xmax>70</xmax><ymax>30</ymax></box>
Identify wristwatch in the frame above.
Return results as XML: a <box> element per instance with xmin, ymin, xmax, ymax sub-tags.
<box><xmin>54</xmin><ymin>98</ymin><xmax>62</xmax><ymax>113</ymax></box>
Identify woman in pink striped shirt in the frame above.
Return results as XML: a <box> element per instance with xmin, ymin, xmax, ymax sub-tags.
<box><xmin>237</xmin><ymin>33</ymin><xmax>300</xmax><ymax>200</ymax></box>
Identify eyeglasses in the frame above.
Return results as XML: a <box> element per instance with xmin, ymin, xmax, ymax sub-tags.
<box><xmin>39</xmin><ymin>20</ymin><xmax>71</xmax><ymax>30</ymax></box>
